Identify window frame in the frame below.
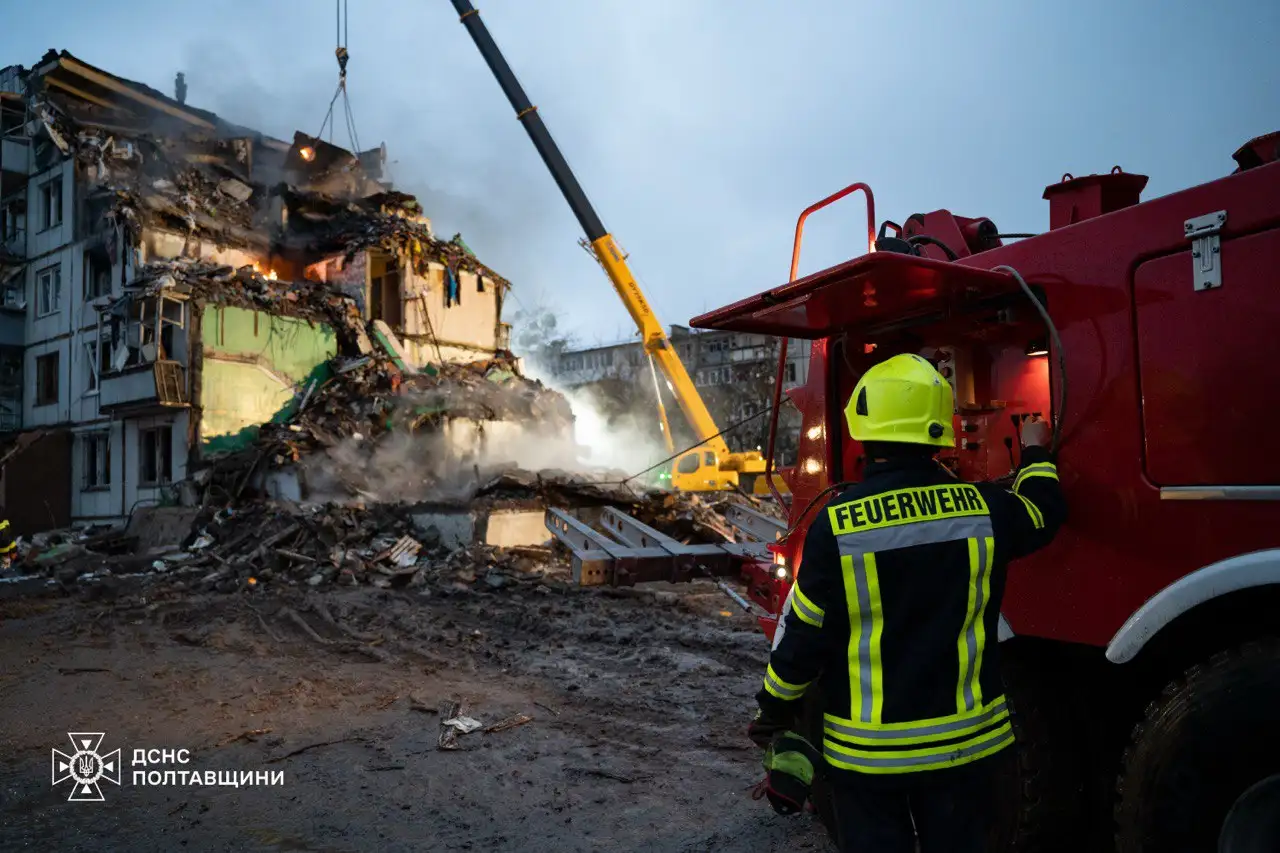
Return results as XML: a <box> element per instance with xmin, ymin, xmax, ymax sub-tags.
<box><xmin>84</xmin><ymin>249</ymin><xmax>112</xmax><ymax>301</ymax></box>
<box><xmin>138</xmin><ymin>425</ymin><xmax>174</xmax><ymax>487</ymax></box>
<box><xmin>82</xmin><ymin>430</ymin><xmax>112</xmax><ymax>490</ymax></box>
<box><xmin>34</xmin><ymin>351</ymin><xmax>59</xmax><ymax>407</ymax></box>
<box><xmin>83</xmin><ymin>336</ymin><xmax>110</xmax><ymax>394</ymax></box>
<box><xmin>40</xmin><ymin>175</ymin><xmax>63</xmax><ymax>232</ymax></box>
<box><xmin>36</xmin><ymin>263</ymin><xmax>62</xmax><ymax>317</ymax></box>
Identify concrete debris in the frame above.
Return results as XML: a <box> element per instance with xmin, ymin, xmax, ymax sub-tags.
<box><xmin>438</xmin><ymin>698</ymin><xmax>470</xmax><ymax>751</ymax></box>
<box><xmin>0</xmin><ymin>475</ymin><xmax>777</xmax><ymax>601</ymax></box>
<box><xmin>442</xmin><ymin>716</ymin><xmax>484</xmax><ymax>735</ymax></box>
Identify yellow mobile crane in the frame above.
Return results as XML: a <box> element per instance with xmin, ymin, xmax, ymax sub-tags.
<box><xmin>452</xmin><ymin>1</ymin><xmax>787</xmax><ymax>495</ymax></box>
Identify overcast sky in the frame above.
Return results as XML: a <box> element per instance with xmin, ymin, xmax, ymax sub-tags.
<box><xmin>3</xmin><ymin>1</ymin><xmax>1276</xmax><ymax>347</ymax></box>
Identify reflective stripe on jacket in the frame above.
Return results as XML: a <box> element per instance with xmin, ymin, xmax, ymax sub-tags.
<box><xmin>0</xmin><ymin>519</ymin><xmax>16</xmax><ymax>555</ymax></box>
<box><xmin>757</xmin><ymin>446</ymin><xmax>1067</xmax><ymax>776</ymax></box>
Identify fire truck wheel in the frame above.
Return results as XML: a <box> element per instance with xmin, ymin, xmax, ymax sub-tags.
<box><xmin>987</xmin><ymin>654</ymin><xmax>1081</xmax><ymax>852</ymax></box>
<box><xmin>1115</xmin><ymin>638</ymin><xmax>1280</xmax><ymax>853</ymax></box>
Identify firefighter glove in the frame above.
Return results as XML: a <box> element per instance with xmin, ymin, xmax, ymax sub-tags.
<box><xmin>748</xmin><ymin>707</ymin><xmax>792</xmax><ymax>749</ymax></box>
<box><xmin>761</xmin><ymin>731</ymin><xmax>821</xmax><ymax>816</ymax></box>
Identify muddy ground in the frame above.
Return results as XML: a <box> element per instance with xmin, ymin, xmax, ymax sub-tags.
<box><xmin>0</xmin><ymin>577</ymin><xmax>832</xmax><ymax>852</ymax></box>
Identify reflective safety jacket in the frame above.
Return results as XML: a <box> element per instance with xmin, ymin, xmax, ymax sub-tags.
<box><xmin>756</xmin><ymin>446</ymin><xmax>1066</xmax><ymax>777</ymax></box>
<box><xmin>0</xmin><ymin>518</ymin><xmax>15</xmax><ymax>559</ymax></box>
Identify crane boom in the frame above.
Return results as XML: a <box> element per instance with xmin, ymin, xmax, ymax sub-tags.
<box><xmin>450</xmin><ymin>0</ymin><xmax>731</xmax><ymax>460</ymax></box>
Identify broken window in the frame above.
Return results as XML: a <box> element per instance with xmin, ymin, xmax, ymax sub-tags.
<box><xmin>84</xmin><ymin>247</ymin><xmax>112</xmax><ymax>301</ymax></box>
<box><xmin>1</xmin><ymin>277</ymin><xmax>22</xmax><ymax>310</ymax></box>
<box><xmin>35</xmin><ymin>351</ymin><xmax>59</xmax><ymax>406</ymax></box>
<box><xmin>1</xmin><ymin>197</ymin><xmax>24</xmax><ymax>244</ymax></box>
<box><xmin>36</xmin><ymin>263</ymin><xmax>61</xmax><ymax>316</ymax></box>
<box><xmin>84</xmin><ymin>337</ymin><xmax>110</xmax><ymax>392</ymax></box>
<box><xmin>138</xmin><ymin>425</ymin><xmax>173</xmax><ymax>486</ymax></box>
<box><xmin>100</xmin><ymin>294</ymin><xmax>185</xmax><ymax>369</ymax></box>
<box><xmin>369</xmin><ymin>268</ymin><xmax>402</xmax><ymax>328</ymax></box>
<box><xmin>39</xmin><ymin>175</ymin><xmax>62</xmax><ymax>231</ymax></box>
<box><xmin>82</xmin><ymin>431</ymin><xmax>111</xmax><ymax>489</ymax></box>
<box><xmin>0</xmin><ymin>346</ymin><xmax>21</xmax><ymax>432</ymax></box>
<box><xmin>0</xmin><ymin>99</ymin><xmax>23</xmax><ymax>136</ymax></box>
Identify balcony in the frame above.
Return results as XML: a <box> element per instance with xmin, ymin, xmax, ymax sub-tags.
<box><xmin>0</xmin><ymin>309</ymin><xmax>21</xmax><ymax>347</ymax></box>
<box><xmin>1</xmin><ymin>137</ymin><xmax>28</xmax><ymax>203</ymax></box>
<box><xmin>100</xmin><ymin>360</ymin><xmax>188</xmax><ymax>415</ymax></box>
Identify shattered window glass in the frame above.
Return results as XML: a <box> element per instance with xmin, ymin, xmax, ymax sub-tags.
<box><xmin>104</xmin><ymin>294</ymin><xmax>185</xmax><ymax>367</ymax></box>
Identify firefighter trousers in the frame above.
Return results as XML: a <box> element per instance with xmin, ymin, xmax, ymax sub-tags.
<box><xmin>831</xmin><ymin>753</ymin><xmax>1005</xmax><ymax>853</ymax></box>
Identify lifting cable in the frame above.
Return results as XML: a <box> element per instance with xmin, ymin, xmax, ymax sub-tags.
<box><xmin>313</xmin><ymin>0</ymin><xmax>362</xmax><ymax>153</ymax></box>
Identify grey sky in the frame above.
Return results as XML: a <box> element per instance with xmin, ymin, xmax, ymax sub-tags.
<box><xmin>4</xmin><ymin>1</ymin><xmax>1277</xmax><ymax>347</ymax></box>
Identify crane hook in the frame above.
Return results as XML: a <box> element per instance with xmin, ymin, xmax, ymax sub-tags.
<box><xmin>335</xmin><ymin>46</ymin><xmax>350</xmax><ymax>82</ymax></box>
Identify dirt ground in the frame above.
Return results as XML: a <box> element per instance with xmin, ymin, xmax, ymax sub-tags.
<box><xmin>0</xmin><ymin>578</ymin><xmax>833</xmax><ymax>852</ymax></box>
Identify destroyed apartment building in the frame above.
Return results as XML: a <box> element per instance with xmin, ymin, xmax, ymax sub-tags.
<box><xmin>0</xmin><ymin>50</ymin><xmax>558</xmax><ymax>536</ymax></box>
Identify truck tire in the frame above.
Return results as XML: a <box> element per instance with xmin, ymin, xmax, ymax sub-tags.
<box><xmin>987</xmin><ymin>653</ymin><xmax>1085</xmax><ymax>852</ymax></box>
<box><xmin>1115</xmin><ymin>638</ymin><xmax>1280</xmax><ymax>853</ymax></box>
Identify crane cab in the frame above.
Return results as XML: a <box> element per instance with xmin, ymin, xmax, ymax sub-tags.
<box><xmin>671</xmin><ymin>449</ymin><xmax>737</xmax><ymax>491</ymax></box>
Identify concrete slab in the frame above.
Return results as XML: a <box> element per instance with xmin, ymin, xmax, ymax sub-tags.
<box><xmin>411</xmin><ymin>510</ymin><xmax>475</xmax><ymax>550</ymax></box>
<box><xmin>127</xmin><ymin>507</ymin><xmax>201</xmax><ymax>553</ymax></box>
<box><xmin>481</xmin><ymin>509</ymin><xmax>550</xmax><ymax>548</ymax></box>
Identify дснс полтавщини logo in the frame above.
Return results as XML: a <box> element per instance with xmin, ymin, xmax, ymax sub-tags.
<box><xmin>52</xmin><ymin>732</ymin><xmax>121</xmax><ymax>802</ymax></box>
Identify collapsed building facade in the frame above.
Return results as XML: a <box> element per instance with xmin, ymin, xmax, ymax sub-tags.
<box><xmin>0</xmin><ymin>51</ymin><xmax>557</xmax><ymax>534</ymax></box>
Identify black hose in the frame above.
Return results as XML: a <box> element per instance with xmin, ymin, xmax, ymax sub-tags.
<box><xmin>992</xmin><ymin>265</ymin><xmax>1067</xmax><ymax>455</ymax></box>
<box><xmin>906</xmin><ymin>235</ymin><xmax>959</xmax><ymax>261</ymax></box>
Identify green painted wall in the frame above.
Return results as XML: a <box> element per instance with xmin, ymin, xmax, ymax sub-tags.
<box><xmin>200</xmin><ymin>306</ymin><xmax>337</xmax><ymax>455</ymax></box>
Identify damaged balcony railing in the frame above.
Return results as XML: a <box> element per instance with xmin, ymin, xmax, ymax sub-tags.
<box><xmin>544</xmin><ymin>505</ymin><xmax>783</xmax><ymax>587</ymax></box>
<box><xmin>99</xmin><ymin>359</ymin><xmax>187</xmax><ymax>413</ymax></box>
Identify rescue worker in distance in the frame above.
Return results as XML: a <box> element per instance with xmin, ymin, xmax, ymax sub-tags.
<box><xmin>0</xmin><ymin>517</ymin><xmax>16</xmax><ymax>569</ymax></box>
<box><xmin>748</xmin><ymin>353</ymin><xmax>1067</xmax><ymax>852</ymax></box>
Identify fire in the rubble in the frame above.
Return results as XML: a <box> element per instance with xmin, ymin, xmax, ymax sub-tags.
<box><xmin>299</xmin><ymin>146</ymin><xmax>316</xmax><ymax>162</ymax></box>
<box><xmin>251</xmin><ymin>262</ymin><xmax>279</xmax><ymax>281</ymax></box>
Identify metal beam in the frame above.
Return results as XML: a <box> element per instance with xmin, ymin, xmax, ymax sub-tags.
<box><xmin>56</xmin><ymin>57</ymin><xmax>215</xmax><ymax>130</ymax></box>
<box><xmin>546</xmin><ymin>507</ymin><xmax>770</xmax><ymax>587</ymax></box>
<box><xmin>544</xmin><ymin>509</ymin><xmax>680</xmax><ymax>586</ymax></box>
<box><xmin>722</xmin><ymin>503</ymin><xmax>787</xmax><ymax>543</ymax></box>
<box><xmin>600</xmin><ymin>507</ymin><xmax>741</xmax><ymax>580</ymax></box>
<box><xmin>45</xmin><ymin>77</ymin><xmax>128</xmax><ymax>113</ymax></box>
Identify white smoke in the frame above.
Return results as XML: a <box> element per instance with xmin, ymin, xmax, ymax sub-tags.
<box><xmin>519</xmin><ymin>360</ymin><xmax>671</xmax><ymax>477</ymax></box>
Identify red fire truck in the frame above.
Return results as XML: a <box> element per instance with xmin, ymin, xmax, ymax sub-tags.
<box><xmin>691</xmin><ymin>133</ymin><xmax>1280</xmax><ymax>851</ymax></box>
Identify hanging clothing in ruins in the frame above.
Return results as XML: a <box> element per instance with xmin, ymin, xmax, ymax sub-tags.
<box><xmin>445</xmin><ymin>267</ymin><xmax>461</xmax><ymax>308</ymax></box>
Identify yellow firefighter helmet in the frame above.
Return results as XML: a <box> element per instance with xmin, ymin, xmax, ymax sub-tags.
<box><xmin>844</xmin><ymin>353</ymin><xmax>955</xmax><ymax>448</ymax></box>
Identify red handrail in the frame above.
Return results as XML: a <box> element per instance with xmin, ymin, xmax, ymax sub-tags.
<box><xmin>763</xmin><ymin>182</ymin><xmax>876</xmax><ymax>512</ymax></box>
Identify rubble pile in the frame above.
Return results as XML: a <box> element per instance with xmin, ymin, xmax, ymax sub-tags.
<box><xmin>130</xmin><ymin>257</ymin><xmax>363</xmax><ymax>332</ymax></box>
<box><xmin>28</xmin><ymin>61</ymin><xmax>507</xmax><ymax>286</ymax></box>
<box><xmin>192</xmin><ymin>352</ymin><xmax>576</xmax><ymax>505</ymax></box>
<box><xmin>281</xmin><ymin>186</ymin><xmax>508</xmax><ymax>288</ymax></box>
<box><xmin>0</xmin><ymin>470</ymin><xmax>779</xmax><ymax>602</ymax></box>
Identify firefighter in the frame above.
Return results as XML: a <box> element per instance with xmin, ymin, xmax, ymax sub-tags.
<box><xmin>0</xmin><ymin>516</ymin><xmax>16</xmax><ymax>568</ymax></box>
<box><xmin>748</xmin><ymin>353</ymin><xmax>1067</xmax><ymax>852</ymax></box>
